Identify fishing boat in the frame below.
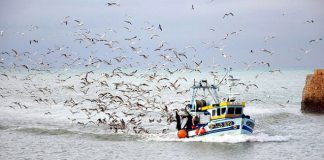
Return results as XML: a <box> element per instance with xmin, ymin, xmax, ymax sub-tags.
<box><xmin>176</xmin><ymin>76</ymin><xmax>255</xmax><ymax>138</ymax></box>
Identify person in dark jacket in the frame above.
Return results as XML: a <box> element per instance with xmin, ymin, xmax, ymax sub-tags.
<box><xmin>184</xmin><ymin>113</ymin><xmax>193</xmax><ymax>131</ymax></box>
<box><xmin>175</xmin><ymin>111</ymin><xmax>181</xmax><ymax>130</ymax></box>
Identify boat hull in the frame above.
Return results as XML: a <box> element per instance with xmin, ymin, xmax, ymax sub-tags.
<box><xmin>188</xmin><ymin>117</ymin><xmax>255</xmax><ymax>137</ymax></box>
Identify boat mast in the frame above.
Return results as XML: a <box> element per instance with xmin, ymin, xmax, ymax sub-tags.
<box><xmin>190</xmin><ymin>80</ymin><xmax>219</xmax><ymax>110</ymax></box>
<box><xmin>226</xmin><ymin>70</ymin><xmax>240</xmax><ymax>101</ymax></box>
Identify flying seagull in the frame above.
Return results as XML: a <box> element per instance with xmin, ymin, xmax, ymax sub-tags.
<box><xmin>223</xmin><ymin>12</ymin><xmax>234</xmax><ymax>19</ymax></box>
<box><xmin>300</xmin><ymin>48</ymin><xmax>310</xmax><ymax>54</ymax></box>
<box><xmin>309</xmin><ymin>38</ymin><xmax>322</xmax><ymax>43</ymax></box>
<box><xmin>106</xmin><ymin>2</ymin><xmax>120</xmax><ymax>6</ymax></box>
<box><xmin>305</xmin><ymin>20</ymin><xmax>314</xmax><ymax>23</ymax></box>
<box><xmin>124</xmin><ymin>20</ymin><xmax>132</xmax><ymax>25</ymax></box>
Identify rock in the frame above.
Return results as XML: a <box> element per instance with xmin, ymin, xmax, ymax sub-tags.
<box><xmin>301</xmin><ymin>69</ymin><xmax>324</xmax><ymax>113</ymax></box>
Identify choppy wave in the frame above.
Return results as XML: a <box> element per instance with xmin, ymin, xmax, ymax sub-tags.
<box><xmin>144</xmin><ymin>132</ymin><xmax>290</xmax><ymax>143</ymax></box>
<box><xmin>0</xmin><ymin>124</ymin><xmax>10</xmax><ymax>130</ymax></box>
<box><xmin>5</xmin><ymin>125</ymin><xmax>140</xmax><ymax>141</ymax></box>
<box><xmin>14</xmin><ymin>127</ymin><xmax>78</xmax><ymax>136</ymax></box>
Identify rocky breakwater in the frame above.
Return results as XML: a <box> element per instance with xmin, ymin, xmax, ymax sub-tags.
<box><xmin>301</xmin><ymin>69</ymin><xmax>324</xmax><ymax>113</ymax></box>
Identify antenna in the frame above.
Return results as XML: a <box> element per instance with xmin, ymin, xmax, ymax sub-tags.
<box><xmin>226</xmin><ymin>73</ymin><xmax>240</xmax><ymax>102</ymax></box>
<box><xmin>216</xmin><ymin>68</ymin><xmax>230</xmax><ymax>87</ymax></box>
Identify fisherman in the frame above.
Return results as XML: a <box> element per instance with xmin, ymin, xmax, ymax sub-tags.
<box><xmin>175</xmin><ymin>111</ymin><xmax>181</xmax><ymax>130</ymax></box>
<box><xmin>184</xmin><ymin>113</ymin><xmax>193</xmax><ymax>131</ymax></box>
<box><xmin>182</xmin><ymin>110</ymin><xmax>192</xmax><ymax>131</ymax></box>
<box><xmin>192</xmin><ymin>115</ymin><xmax>199</xmax><ymax>127</ymax></box>
<box><xmin>176</xmin><ymin>109</ymin><xmax>193</xmax><ymax>131</ymax></box>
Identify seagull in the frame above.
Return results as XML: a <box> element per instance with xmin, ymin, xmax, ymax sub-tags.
<box><xmin>114</xmin><ymin>56</ymin><xmax>127</xmax><ymax>63</ymax></box>
<box><xmin>155</xmin><ymin>41</ymin><xmax>167</xmax><ymax>51</ymax></box>
<box><xmin>264</xmin><ymin>35</ymin><xmax>275</xmax><ymax>42</ymax></box>
<box><xmin>247</xmin><ymin>83</ymin><xmax>259</xmax><ymax>88</ymax></box>
<box><xmin>74</xmin><ymin>20</ymin><xmax>84</xmax><ymax>26</ymax></box>
<box><xmin>124</xmin><ymin>26</ymin><xmax>131</xmax><ymax>32</ymax></box>
<box><xmin>173</xmin><ymin>52</ymin><xmax>184</xmax><ymax>62</ymax></box>
<box><xmin>62</xmin><ymin>16</ymin><xmax>69</xmax><ymax>25</ymax></box>
<box><xmin>1</xmin><ymin>73</ymin><xmax>9</xmax><ymax>79</ymax></box>
<box><xmin>159</xmin><ymin>54</ymin><xmax>172</xmax><ymax>62</ymax></box>
<box><xmin>309</xmin><ymin>39</ymin><xmax>316</xmax><ymax>43</ymax></box>
<box><xmin>125</xmin><ymin>35</ymin><xmax>137</xmax><ymax>41</ymax></box>
<box><xmin>0</xmin><ymin>30</ymin><xmax>3</xmax><ymax>36</ymax></box>
<box><xmin>29</xmin><ymin>40</ymin><xmax>39</xmax><ymax>45</ymax></box>
<box><xmin>309</xmin><ymin>38</ymin><xmax>322</xmax><ymax>43</ymax></box>
<box><xmin>139</xmin><ymin>54</ymin><xmax>149</xmax><ymax>59</ymax></box>
<box><xmin>150</xmin><ymin>34</ymin><xmax>159</xmax><ymax>39</ymax></box>
<box><xmin>124</xmin><ymin>20</ymin><xmax>132</xmax><ymax>25</ymax></box>
<box><xmin>106</xmin><ymin>2</ymin><xmax>120</xmax><ymax>6</ymax></box>
<box><xmin>261</xmin><ymin>49</ymin><xmax>274</xmax><ymax>55</ymax></box>
<box><xmin>44</xmin><ymin>112</ymin><xmax>52</xmax><ymax>115</ymax></box>
<box><xmin>157</xmin><ymin>77</ymin><xmax>170</xmax><ymax>83</ymax></box>
<box><xmin>269</xmin><ymin>69</ymin><xmax>281</xmax><ymax>74</ymax></box>
<box><xmin>158</xmin><ymin>24</ymin><xmax>162</xmax><ymax>31</ymax></box>
<box><xmin>249</xmin><ymin>99</ymin><xmax>264</xmax><ymax>103</ymax></box>
<box><xmin>223</xmin><ymin>12</ymin><xmax>234</xmax><ymax>19</ymax></box>
<box><xmin>185</xmin><ymin>45</ymin><xmax>196</xmax><ymax>52</ymax></box>
<box><xmin>300</xmin><ymin>48</ymin><xmax>310</xmax><ymax>54</ymax></box>
<box><xmin>165</xmin><ymin>68</ymin><xmax>179</xmax><ymax>75</ymax></box>
<box><xmin>130</xmin><ymin>46</ymin><xmax>142</xmax><ymax>53</ymax></box>
<box><xmin>16</xmin><ymin>32</ymin><xmax>25</xmax><ymax>36</ymax></box>
<box><xmin>281</xmin><ymin>86</ymin><xmax>288</xmax><ymax>90</ymax></box>
<box><xmin>260</xmin><ymin>61</ymin><xmax>270</xmax><ymax>68</ymax></box>
<box><xmin>11</xmin><ymin>49</ymin><xmax>19</xmax><ymax>57</ymax></box>
<box><xmin>242</xmin><ymin>62</ymin><xmax>255</xmax><ymax>70</ymax></box>
<box><xmin>13</xmin><ymin>102</ymin><xmax>28</xmax><ymax>109</ymax></box>
<box><xmin>194</xmin><ymin>60</ymin><xmax>202</xmax><ymax>67</ymax></box>
<box><xmin>305</xmin><ymin>20</ymin><xmax>314</xmax><ymax>23</ymax></box>
<box><xmin>221</xmin><ymin>53</ymin><xmax>231</xmax><ymax>58</ymax></box>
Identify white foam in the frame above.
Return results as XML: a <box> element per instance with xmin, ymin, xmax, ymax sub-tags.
<box><xmin>145</xmin><ymin>132</ymin><xmax>290</xmax><ymax>143</ymax></box>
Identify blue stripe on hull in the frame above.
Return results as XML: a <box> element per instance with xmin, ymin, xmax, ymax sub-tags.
<box><xmin>189</xmin><ymin>125</ymin><xmax>240</xmax><ymax>137</ymax></box>
<box><xmin>205</xmin><ymin>125</ymin><xmax>240</xmax><ymax>135</ymax></box>
<box><xmin>189</xmin><ymin>125</ymin><xmax>253</xmax><ymax>137</ymax></box>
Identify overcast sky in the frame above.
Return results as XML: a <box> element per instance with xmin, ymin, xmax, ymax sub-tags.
<box><xmin>0</xmin><ymin>0</ymin><xmax>323</xmax><ymax>70</ymax></box>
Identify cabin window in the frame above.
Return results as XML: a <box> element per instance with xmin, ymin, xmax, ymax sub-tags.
<box><xmin>235</xmin><ymin>108</ymin><xmax>242</xmax><ymax>114</ymax></box>
<box><xmin>228</xmin><ymin>107</ymin><xmax>235</xmax><ymax>114</ymax></box>
<box><xmin>221</xmin><ymin>108</ymin><xmax>226</xmax><ymax>115</ymax></box>
<box><xmin>212</xmin><ymin>110</ymin><xmax>216</xmax><ymax>116</ymax></box>
<box><xmin>217</xmin><ymin>108</ymin><xmax>220</xmax><ymax>116</ymax></box>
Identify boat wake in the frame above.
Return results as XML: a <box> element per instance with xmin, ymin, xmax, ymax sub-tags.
<box><xmin>144</xmin><ymin>132</ymin><xmax>290</xmax><ymax>143</ymax></box>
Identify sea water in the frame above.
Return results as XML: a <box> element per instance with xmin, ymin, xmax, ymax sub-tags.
<box><xmin>0</xmin><ymin>68</ymin><xmax>323</xmax><ymax>160</ymax></box>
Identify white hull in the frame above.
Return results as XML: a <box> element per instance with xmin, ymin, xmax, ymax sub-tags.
<box><xmin>188</xmin><ymin>117</ymin><xmax>255</xmax><ymax>137</ymax></box>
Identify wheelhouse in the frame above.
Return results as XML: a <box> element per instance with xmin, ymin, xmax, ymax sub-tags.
<box><xmin>209</xmin><ymin>102</ymin><xmax>245</xmax><ymax>120</ymax></box>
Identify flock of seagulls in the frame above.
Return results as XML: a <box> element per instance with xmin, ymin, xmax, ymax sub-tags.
<box><xmin>0</xmin><ymin>2</ymin><xmax>322</xmax><ymax>135</ymax></box>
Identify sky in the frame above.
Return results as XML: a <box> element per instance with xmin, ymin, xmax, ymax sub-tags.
<box><xmin>0</xmin><ymin>0</ymin><xmax>323</xmax><ymax>70</ymax></box>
